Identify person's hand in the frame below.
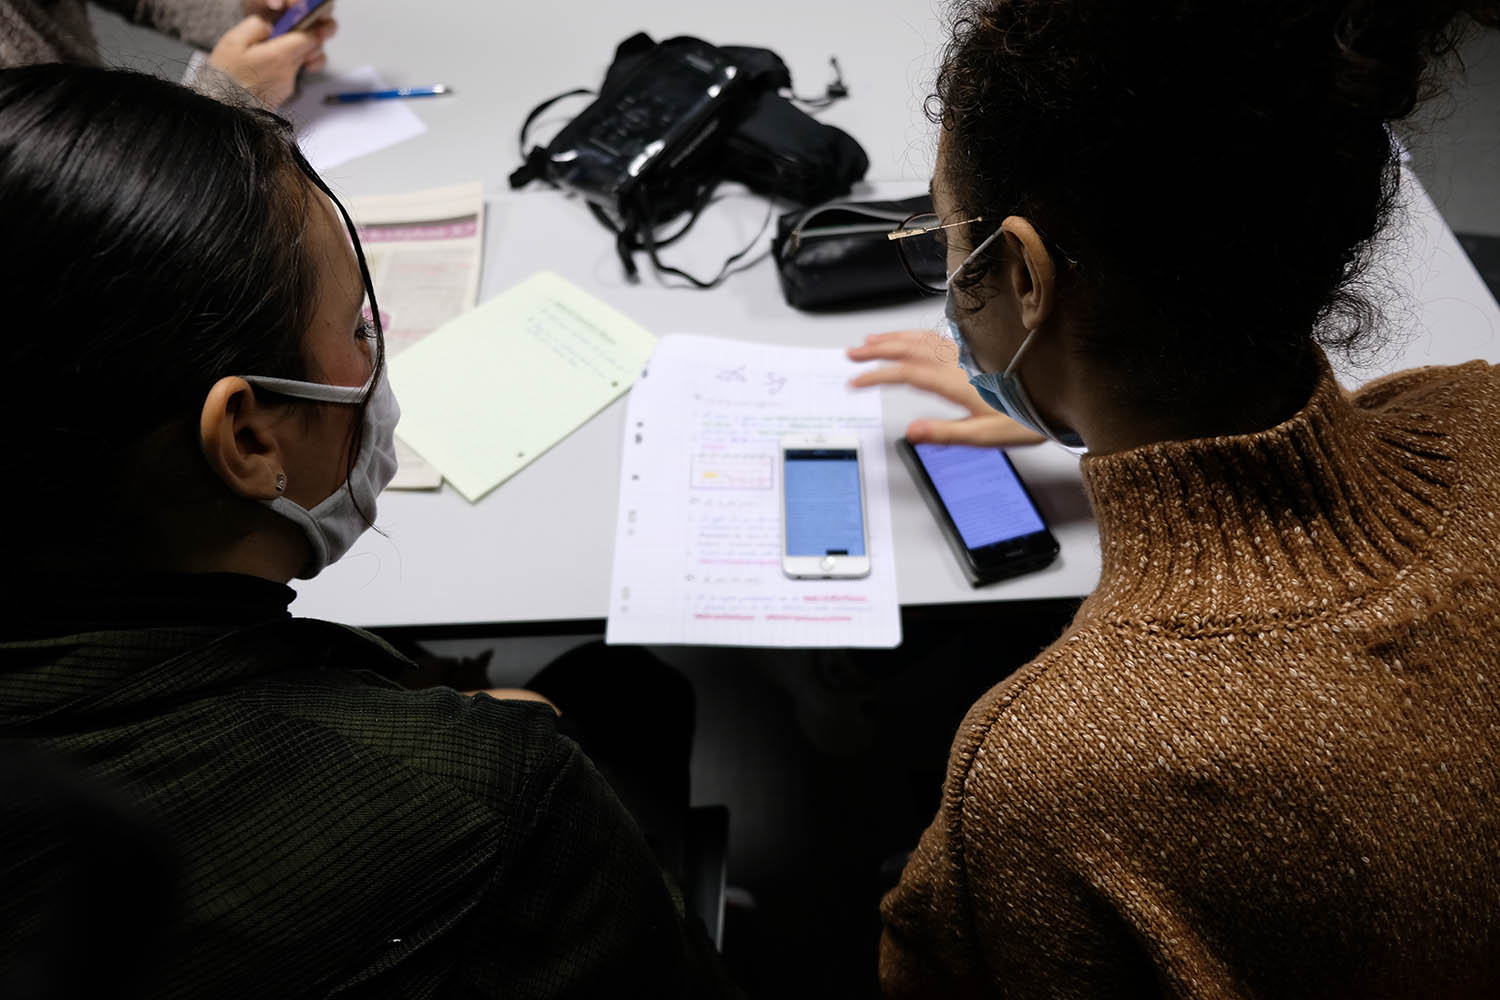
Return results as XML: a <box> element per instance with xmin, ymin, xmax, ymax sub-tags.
<box><xmin>240</xmin><ymin>0</ymin><xmax>333</xmax><ymax>28</ymax></box>
<box><xmin>848</xmin><ymin>329</ymin><xmax>1046</xmax><ymax>447</ymax></box>
<box><xmin>464</xmin><ymin>688</ymin><xmax>561</xmax><ymax>715</ymax></box>
<box><xmin>209</xmin><ymin>11</ymin><xmax>338</xmax><ymax>108</ymax></box>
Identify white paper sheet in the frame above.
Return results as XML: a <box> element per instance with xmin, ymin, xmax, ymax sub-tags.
<box><xmin>348</xmin><ymin>183</ymin><xmax>488</xmax><ymax>490</ymax></box>
<box><xmin>606</xmin><ymin>335</ymin><xmax>902</xmax><ymax>649</ymax></box>
<box><xmin>282</xmin><ymin>67</ymin><xmax>427</xmax><ymax>172</ymax></box>
<box><xmin>389</xmin><ymin>272</ymin><xmax>657</xmax><ymax>503</ymax></box>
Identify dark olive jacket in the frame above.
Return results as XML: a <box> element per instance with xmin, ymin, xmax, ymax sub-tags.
<box><xmin>0</xmin><ymin>575</ymin><xmax>727</xmax><ymax>998</ymax></box>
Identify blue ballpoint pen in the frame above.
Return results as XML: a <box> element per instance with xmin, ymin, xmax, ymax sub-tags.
<box><xmin>323</xmin><ymin>85</ymin><xmax>453</xmax><ymax>105</ymax></box>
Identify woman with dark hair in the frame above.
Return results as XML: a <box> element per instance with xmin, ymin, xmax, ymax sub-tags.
<box><xmin>1</xmin><ymin>0</ymin><xmax>333</xmax><ymax>106</ymax></box>
<box><xmin>0</xmin><ymin>64</ymin><xmax>729</xmax><ymax>999</ymax></box>
<box><xmin>853</xmin><ymin>1</ymin><xmax>1500</xmax><ymax>996</ymax></box>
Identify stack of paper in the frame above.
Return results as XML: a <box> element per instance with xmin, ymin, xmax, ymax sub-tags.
<box><xmin>348</xmin><ymin>182</ymin><xmax>487</xmax><ymax>490</ymax></box>
<box><xmin>389</xmin><ymin>272</ymin><xmax>657</xmax><ymax>502</ymax></box>
<box><xmin>605</xmin><ymin>335</ymin><xmax>902</xmax><ymax>649</ymax></box>
<box><xmin>349</xmin><ymin>183</ymin><xmax>486</xmax><ymax>358</ymax></box>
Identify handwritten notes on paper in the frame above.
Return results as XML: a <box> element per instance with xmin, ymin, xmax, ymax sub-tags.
<box><xmin>389</xmin><ymin>272</ymin><xmax>657</xmax><ymax>502</ymax></box>
<box><xmin>605</xmin><ymin>335</ymin><xmax>901</xmax><ymax>649</ymax></box>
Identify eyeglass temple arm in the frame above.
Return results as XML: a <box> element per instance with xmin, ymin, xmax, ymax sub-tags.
<box><xmin>887</xmin><ymin>215</ymin><xmax>984</xmax><ymax>241</ymax></box>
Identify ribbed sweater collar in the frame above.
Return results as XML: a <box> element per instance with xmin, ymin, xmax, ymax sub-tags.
<box><xmin>1079</xmin><ymin>355</ymin><xmax>1460</xmax><ymax>628</ymax></box>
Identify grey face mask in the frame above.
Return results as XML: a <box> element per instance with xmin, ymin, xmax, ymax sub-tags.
<box><xmin>241</xmin><ymin>367</ymin><xmax>401</xmax><ymax>578</ymax></box>
<box><xmin>941</xmin><ymin>228</ymin><xmax>1087</xmax><ymax>454</ymax></box>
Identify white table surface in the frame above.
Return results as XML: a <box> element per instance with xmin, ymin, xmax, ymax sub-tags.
<box><xmin>235</xmin><ymin>1</ymin><xmax>1500</xmax><ymax>630</ymax></box>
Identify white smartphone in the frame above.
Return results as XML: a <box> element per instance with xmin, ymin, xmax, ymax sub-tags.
<box><xmin>779</xmin><ymin>433</ymin><xmax>872</xmax><ymax>579</ymax></box>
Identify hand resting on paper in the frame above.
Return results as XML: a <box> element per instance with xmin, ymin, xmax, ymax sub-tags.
<box><xmin>847</xmin><ymin>329</ymin><xmax>1046</xmax><ymax>448</ymax></box>
<box><xmin>210</xmin><ymin>4</ymin><xmax>338</xmax><ymax>108</ymax></box>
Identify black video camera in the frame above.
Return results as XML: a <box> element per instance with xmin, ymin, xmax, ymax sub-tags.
<box><xmin>509</xmin><ymin>34</ymin><xmax>869</xmax><ymax>287</ymax></box>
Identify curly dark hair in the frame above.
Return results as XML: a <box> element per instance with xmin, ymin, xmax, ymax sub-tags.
<box><xmin>934</xmin><ymin>0</ymin><xmax>1498</xmax><ymax>414</ymax></box>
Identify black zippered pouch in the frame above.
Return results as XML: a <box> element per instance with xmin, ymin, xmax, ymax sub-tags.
<box><xmin>772</xmin><ymin>195</ymin><xmax>943</xmax><ymax>310</ymax></box>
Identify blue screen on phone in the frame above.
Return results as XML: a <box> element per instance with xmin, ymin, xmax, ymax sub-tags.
<box><xmin>913</xmin><ymin>443</ymin><xmax>1045</xmax><ymax>550</ymax></box>
<box><xmin>270</xmin><ymin>0</ymin><xmax>327</xmax><ymax>37</ymax></box>
<box><xmin>783</xmin><ymin>449</ymin><xmax>866</xmax><ymax>557</ymax></box>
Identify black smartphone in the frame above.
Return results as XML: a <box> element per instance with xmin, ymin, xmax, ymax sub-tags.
<box><xmin>898</xmin><ymin>438</ymin><xmax>1059</xmax><ymax>586</ymax></box>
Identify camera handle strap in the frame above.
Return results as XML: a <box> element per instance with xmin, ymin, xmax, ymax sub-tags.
<box><xmin>508</xmin><ymin>88</ymin><xmax>595</xmax><ymax>189</ymax></box>
<box><xmin>634</xmin><ymin>188</ymin><xmax>775</xmax><ymax>290</ymax></box>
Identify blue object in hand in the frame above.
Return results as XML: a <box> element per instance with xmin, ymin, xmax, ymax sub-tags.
<box><xmin>270</xmin><ymin>0</ymin><xmax>333</xmax><ymax>38</ymax></box>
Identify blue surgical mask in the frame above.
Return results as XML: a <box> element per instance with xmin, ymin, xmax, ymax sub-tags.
<box><xmin>941</xmin><ymin>230</ymin><xmax>1087</xmax><ymax>454</ymax></box>
<box><xmin>241</xmin><ymin>367</ymin><xmax>401</xmax><ymax>579</ymax></box>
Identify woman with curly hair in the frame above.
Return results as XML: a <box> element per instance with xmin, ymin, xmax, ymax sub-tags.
<box><xmin>854</xmin><ymin>1</ymin><xmax>1500</xmax><ymax>996</ymax></box>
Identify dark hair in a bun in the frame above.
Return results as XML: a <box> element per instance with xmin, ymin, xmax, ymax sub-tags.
<box><xmin>1332</xmin><ymin>0</ymin><xmax>1499</xmax><ymax>121</ymax></box>
<box><xmin>935</xmin><ymin>0</ymin><xmax>1497</xmax><ymax>416</ymax></box>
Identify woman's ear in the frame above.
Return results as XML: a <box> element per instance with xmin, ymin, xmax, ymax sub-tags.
<box><xmin>198</xmin><ymin>377</ymin><xmax>287</xmax><ymax>501</ymax></box>
<box><xmin>999</xmin><ymin>216</ymin><xmax>1057</xmax><ymax>332</ymax></box>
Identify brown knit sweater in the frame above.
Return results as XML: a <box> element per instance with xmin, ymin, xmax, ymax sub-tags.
<box><xmin>1</xmin><ymin>0</ymin><xmax>239</xmax><ymax>67</ymax></box>
<box><xmin>881</xmin><ymin>357</ymin><xmax>1500</xmax><ymax>999</ymax></box>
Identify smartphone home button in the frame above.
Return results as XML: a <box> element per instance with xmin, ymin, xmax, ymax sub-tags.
<box><xmin>820</xmin><ymin>556</ymin><xmax>837</xmax><ymax>572</ymax></box>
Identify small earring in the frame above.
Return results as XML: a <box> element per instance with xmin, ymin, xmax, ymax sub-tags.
<box><xmin>274</xmin><ymin>473</ymin><xmax>287</xmax><ymax>494</ymax></box>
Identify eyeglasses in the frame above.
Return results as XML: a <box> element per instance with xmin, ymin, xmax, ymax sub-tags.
<box><xmin>887</xmin><ymin>213</ymin><xmax>985</xmax><ymax>295</ymax></box>
<box><xmin>888</xmin><ymin>212</ymin><xmax>1080</xmax><ymax>295</ymax></box>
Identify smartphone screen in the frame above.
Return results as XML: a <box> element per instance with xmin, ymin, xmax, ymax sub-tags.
<box><xmin>782</xmin><ymin>448</ymin><xmax>867</xmax><ymax>557</ymax></box>
<box><xmin>911</xmin><ymin>443</ymin><xmax>1045</xmax><ymax>549</ymax></box>
<box><xmin>269</xmin><ymin>0</ymin><xmax>330</xmax><ymax>37</ymax></box>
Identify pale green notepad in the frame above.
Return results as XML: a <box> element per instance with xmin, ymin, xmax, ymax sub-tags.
<box><xmin>388</xmin><ymin>271</ymin><xmax>657</xmax><ymax>502</ymax></box>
